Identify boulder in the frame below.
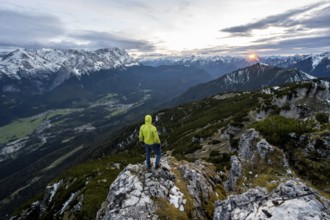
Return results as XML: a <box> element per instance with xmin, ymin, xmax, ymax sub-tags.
<box><xmin>215</xmin><ymin>179</ymin><xmax>330</xmax><ymax>220</ymax></box>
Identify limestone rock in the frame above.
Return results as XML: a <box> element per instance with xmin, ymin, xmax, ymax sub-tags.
<box><xmin>97</xmin><ymin>158</ymin><xmax>181</xmax><ymax>220</ymax></box>
<box><xmin>238</xmin><ymin>129</ymin><xmax>259</xmax><ymax>162</ymax></box>
<box><xmin>97</xmin><ymin>157</ymin><xmax>222</xmax><ymax>220</ymax></box>
<box><xmin>214</xmin><ymin>179</ymin><xmax>330</xmax><ymax>220</ymax></box>
<box><xmin>179</xmin><ymin>160</ymin><xmax>220</xmax><ymax>219</ymax></box>
<box><xmin>224</xmin><ymin>156</ymin><xmax>242</xmax><ymax>192</ymax></box>
<box><xmin>256</xmin><ymin>139</ymin><xmax>274</xmax><ymax>160</ymax></box>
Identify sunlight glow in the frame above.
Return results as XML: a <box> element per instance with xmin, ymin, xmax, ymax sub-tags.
<box><xmin>248</xmin><ymin>54</ymin><xmax>258</xmax><ymax>61</ymax></box>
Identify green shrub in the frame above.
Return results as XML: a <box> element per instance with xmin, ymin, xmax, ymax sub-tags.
<box><xmin>281</xmin><ymin>104</ymin><xmax>291</xmax><ymax>111</ymax></box>
<box><xmin>211</xmin><ymin>139</ymin><xmax>221</xmax><ymax>145</ymax></box>
<box><xmin>315</xmin><ymin>112</ymin><xmax>329</xmax><ymax>124</ymax></box>
<box><xmin>210</xmin><ymin>150</ymin><xmax>220</xmax><ymax>157</ymax></box>
<box><xmin>252</xmin><ymin>115</ymin><xmax>315</xmax><ymax>146</ymax></box>
<box><xmin>230</xmin><ymin>137</ymin><xmax>240</xmax><ymax>149</ymax></box>
<box><xmin>207</xmin><ymin>153</ymin><xmax>234</xmax><ymax>171</ymax></box>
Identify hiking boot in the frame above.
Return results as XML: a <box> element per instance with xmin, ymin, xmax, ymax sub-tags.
<box><xmin>155</xmin><ymin>164</ymin><xmax>161</xmax><ymax>169</ymax></box>
<box><xmin>146</xmin><ymin>165</ymin><xmax>152</xmax><ymax>171</ymax></box>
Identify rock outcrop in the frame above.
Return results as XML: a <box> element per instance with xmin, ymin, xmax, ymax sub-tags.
<box><xmin>97</xmin><ymin>157</ymin><xmax>221</xmax><ymax>220</ymax></box>
<box><xmin>275</xmin><ymin>81</ymin><xmax>330</xmax><ymax>119</ymax></box>
<box><xmin>214</xmin><ymin>179</ymin><xmax>330</xmax><ymax>220</ymax></box>
<box><xmin>179</xmin><ymin>159</ymin><xmax>221</xmax><ymax>219</ymax></box>
<box><xmin>96</xmin><ymin>158</ymin><xmax>177</xmax><ymax>220</ymax></box>
<box><xmin>256</xmin><ymin>139</ymin><xmax>274</xmax><ymax>161</ymax></box>
<box><xmin>238</xmin><ymin>129</ymin><xmax>259</xmax><ymax>162</ymax></box>
<box><xmin>225</xmin><ymin>129</ymin><xmax>276</xmax><ymax>192</ymax></box>
<box><xmin>224</xmin><ymin>156</ymin><xmax>242</xmax><ymax>192</ymax></box>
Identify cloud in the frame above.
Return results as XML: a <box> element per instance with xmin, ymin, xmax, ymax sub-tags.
<box><xmin>195</xmin><ymin>34</ymin><xmax>330</xmax><ymax>56</ymax></box>
<box><xmin>0</xmin><ymin>9</ymin><xmax>65</xmax><ymax>47</ymax></box>
<box><xmin>265</xmin><ymin>35</ymin><xmax>330</xmax><ymax>50</ymax></box>
<box><xmin>303</xmin><ymin>5</ymin><xmax>330</xmax><ymax>29</ymax></box>
<box><xmin>0</xmin><ymin>1</ymin><xmax>328</xmax><ymax>56</ymax></box>
<box><xmin>0</xmin><ymin>8</ymin><xmax>156</xmax><ymax>52</ymax></box>
<box><xmin>69</xmin><ymin>31</ymin><xmax>156</xmax><ymax>51</ymax></box>
<box><xmin>220</xmin><ymin>2</ymin><xmax>328</xmax><ymax>36</ymax></box>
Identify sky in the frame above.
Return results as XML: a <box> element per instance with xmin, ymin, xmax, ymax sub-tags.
<box><xmin>0</xmin><ymin>0</ymin><xmax>329</xmax><ymax>57</ymax></box>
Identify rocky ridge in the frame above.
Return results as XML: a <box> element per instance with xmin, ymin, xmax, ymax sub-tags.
<box><xmin>257</xmin><ymin>80</ymin><xmax>330</xmax><ymax>121</ymax></box>
<box><xmin>0</xmin><ymin>48</ymin><xmax>136</xmax><ymax>79</ymax></box>
<box><xmin>215</xmin><ymin>179</ymin><xmax>330</xmax><ymax>220</ymax></box>
<box><xmin>95</xmin><ymin>124</ymin><xmax>330</xmax><ymax>219</ymax></box>
<box><xmin>174</xmin><ymin>63</ymin><xmax>315</xmax><ymax>104</ymax></box>
<box><xmin>97</xmin><ymin>157</ymin><xmax>222</xmax><ymax>220</ymax></box>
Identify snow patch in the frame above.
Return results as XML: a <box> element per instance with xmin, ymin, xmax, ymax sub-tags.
<box><xmin>60</xmin><ymin>192</ymin><xmax>77</xmax><ymax>214</ymax></box>
<box><xmin>309</xmin><ymin>52</ymin><xmax>330</xmax><ymax>70</ymax></box>
<box><xmin>47</xmin><ymin>180</ymin><xmax>63</xmax><ymax>203</ymax></box>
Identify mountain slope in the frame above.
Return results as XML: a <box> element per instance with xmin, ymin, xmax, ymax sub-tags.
<box><xmin>11</xmin><ymin>80</ymin><xmax>330</xmax><ymax>219</ymax></box>
<box><xmin>174</xmin><ymin>63</ymin><xmax>315</xmax><ymax>104</ymax></box>
<box><xmin>292</xmin><ymin>52</ymin><xmax>330</xmax><ymax>78</ymax></box>
<box><xmin>0</xmin><ymin>64</ymin><xmax>211</xmax><ymax>216</ymax></box>
<box><xmin>141</xmin><ymin>55</ymin><xmax>253</xmax><ymax>78</ymax></box>
<box><xmin>0</xmin><ymin>63</ymin><xmax>212</xmax><ymax>126</ymax></box>
<box><xmin>0</xmin><ymin>48</ymin><xmax>136</xmax><ymax>79</ymax></box>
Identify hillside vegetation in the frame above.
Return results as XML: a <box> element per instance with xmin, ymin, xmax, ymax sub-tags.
<box><xmin>12</xmin><ymin>79</ymin><xmax>330</xmax><ymax>219</ymax></box>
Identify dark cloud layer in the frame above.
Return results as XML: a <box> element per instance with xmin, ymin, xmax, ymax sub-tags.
<box><xmin>220</xmin><ymin>2</ymin><xmax>328</xmax><ymax>36</ymax></box>
<box><xmin>0</xmin><ymin>9</ymin><xmax>155</xmax><ymax>51</ymax></box>
<box><xmin>214</xmin><ymin>1</ymin><xmax>330</xmax><ymax>55</ymax></box>
<box><xmin>302</xmin><ymin>5</ymin><xmax>330</xmax><ymax>29</ymax></box>
<box><xmin>0</xmin><ymin>9</ymin><xmax>64</xmax><ymax>48</ymax></box>
<box><xmin>70</xmin><ymin>31</ymin><xmax>155</xmax><ymax>51</ymax></box>
<box><xmin>195</xmin><ymin>34</ymin><xmax>330</xmax><ymax>56</ymax></box>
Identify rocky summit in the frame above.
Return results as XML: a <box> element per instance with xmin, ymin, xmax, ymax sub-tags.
<box><xmin>96</xmin><ymin>156</ymin><xmax>222</xmax><ymax>220</ymax></box>
<box><xmin>96</xmin><ymin>152</ymin><xmax>330</xmax><ymax>220</ymax></box>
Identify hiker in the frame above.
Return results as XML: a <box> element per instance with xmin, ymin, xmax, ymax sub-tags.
<box><xmin>139</xmin><ymin>115</ymin><xmax>161</xmax><ymax>169</ymax></box>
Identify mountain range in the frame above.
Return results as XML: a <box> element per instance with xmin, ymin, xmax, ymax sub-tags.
<box><xmin>0</xmin><ymin>48</ymin><xmax>212</xmax><ymax>125</ymax></box>
<box><xmin>0</xmin><ymin>48</ymin><xmax>329</xmax><ymax>218</ymax></box>
<box><xmin>141</xmin><ymin>52</ymin><xmax>330</xmax><ymax>78</ymax></box>
<box><xmin>0</xmin><ymin>48</ymin><xmax>136</xmax><ymax>79</ymax></box>
<box><xmin>173</xmin><ymin>63</ymin><xmax>315</xmax><ymax>104</ymax></box>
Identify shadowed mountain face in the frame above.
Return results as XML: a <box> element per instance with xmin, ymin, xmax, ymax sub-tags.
<box><xmin>0</xmin><ymin>64</ymin><xmax>212</xmax><ymax>126</ymax></box>
<box><xmin>291</xmin><ymin>52</ymin><xmax>330</xmax><ymax>78</ymax></box>
<box><xmin>141</xmin><ymin>55</ymin><xmax>254</xmax><ymax>78</ymax></box>
<box><xmin>0</xmin><ymin>51</ymin><xmax>212</xmax><ymax>217</ymax></box>
<box><xmin>0</xmin><ymin>48</ymin><xmax>213</xmax><ymax>125</ymax></box>
<box><xmin>173</xmin><ymin>63</ymin><xmax>315</xmax><ymax>104</ymax></box>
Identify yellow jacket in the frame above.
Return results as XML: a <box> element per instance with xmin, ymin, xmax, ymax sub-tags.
<box><xmin>139</xmin><ymin>115</ymin><xmax>161</xmax><ymax>145</ymax></box>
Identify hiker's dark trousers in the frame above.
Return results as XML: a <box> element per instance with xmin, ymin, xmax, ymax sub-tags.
<box><xmin>145</xmin><ymin>144</ymin><xmax>161</xmax><ymax>168</ymax></box>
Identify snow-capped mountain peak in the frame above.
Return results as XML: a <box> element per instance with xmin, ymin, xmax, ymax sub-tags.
<box><xmin>0</xmin><ymin>48</ymin><xmax>136</xmax><ymax>79</ymax></box>
<box><xmin>308</xmin><ymin>52</ymin><xmax>330</xmax><ymax>69</ymax></box>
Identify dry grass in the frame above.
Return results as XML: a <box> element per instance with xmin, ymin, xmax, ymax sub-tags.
<box><xmin>168</xmin><ymin>158</ymin><xmax>196</xmax><ymax>219</ymax></box>
<box><xmin>203</xmin><ymin>184</ymin><xmax>227</xmax><ymax>219</ymax></box>
<box><xmin>167</xmin><ymin>157</ymin><xmax>226</xmax><ymax>219</ymax></box>
<box><xmin>237</xmin><ymin>147</ymin><xmax>288</xmax><ymax>193</ymax></box>
<box><xmin>155</xmin><ymin>198</ymin><xmax>188</xmax><ymax>220</ymax></box>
